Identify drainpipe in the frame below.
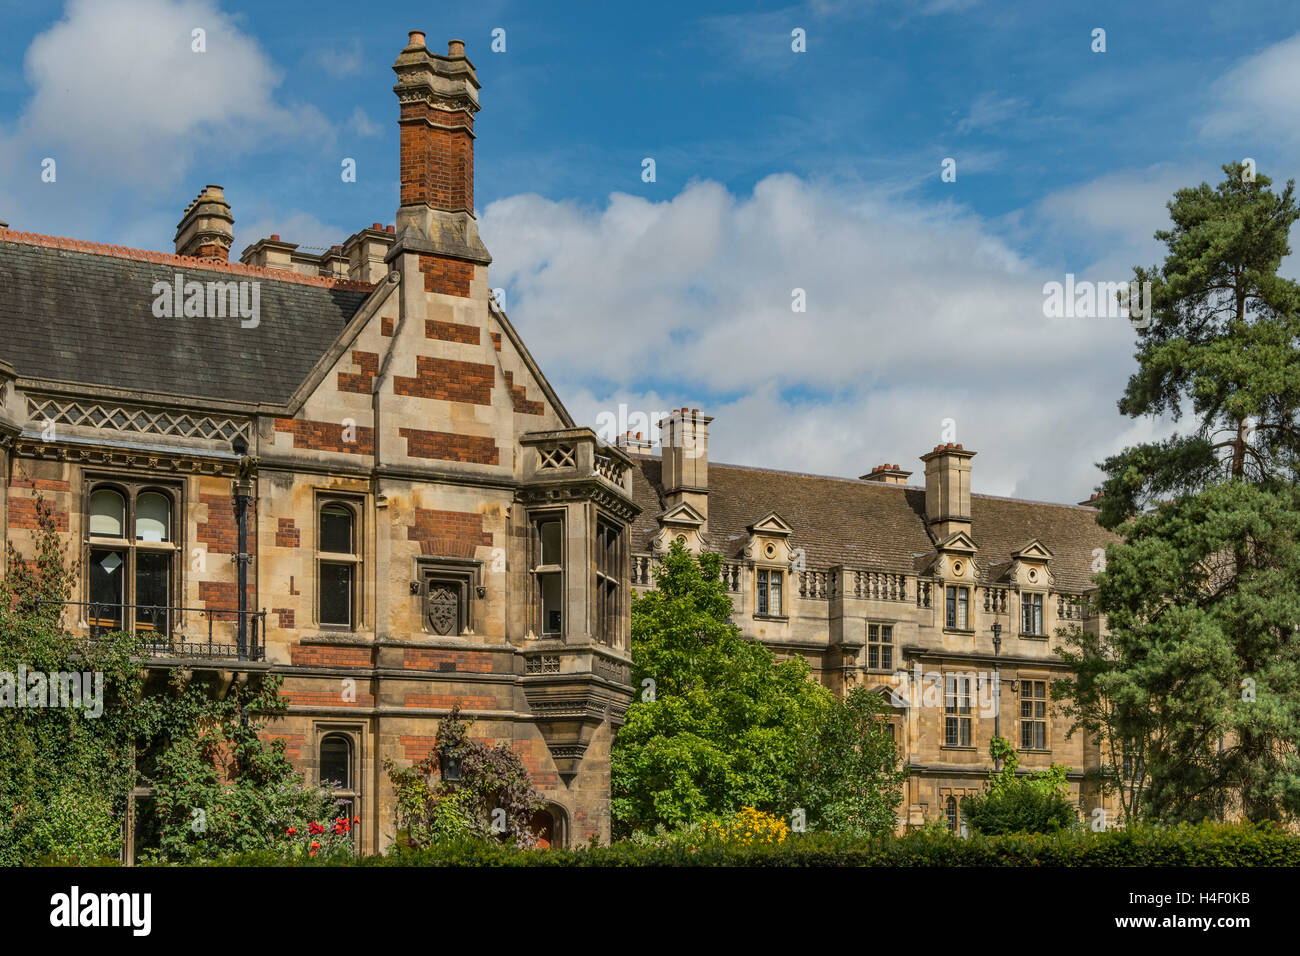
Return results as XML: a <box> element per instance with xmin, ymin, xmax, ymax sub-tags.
<box><xmin>232</xmin><ymin>436</ymin><xmax>256</xmax><ymax>659</ymax></box>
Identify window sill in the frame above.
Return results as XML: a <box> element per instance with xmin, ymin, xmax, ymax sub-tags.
<box><xmin>940</xmin><ymin>745</ymin><xmax>977</xmax><ymax>752</ymax></box>
<box><xmin>753</xmin><ymin>614</ymin><xmax>789</xmax><ymax>623</ymax></box>
<box><xmin>943</xmin><ymin>627</ymin><xmax>975</xmax><ymax>636</ymax></box>
<box><xmin>1018</xmin><ymin>747</ymin><xmax>1051</xmax><ymax>754</ymax></box>
<box><xmin>1019</xmin><ymin>633</ymin><xmax>1049</xmax><ymax>641</ymax></box>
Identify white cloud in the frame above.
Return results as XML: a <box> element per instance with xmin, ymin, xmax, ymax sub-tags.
<box><xmin>483</xmin><ymin>173</ymin><xmax>1147</xmax><ymax>502</ymax></box>
<box><xmin>1201</xmin><ymin>32</ymin><xmax>1300</xmax><ymax>143</ymax></box>
<box><xmin>0</xmin><ymin>0</ymin><xmax>332</xmax><ymax>235</ymax></box>
<box><xmin>956</xmin><ymin>93</ymin><xmax>1026</xmax><ymax>134</ymax></box>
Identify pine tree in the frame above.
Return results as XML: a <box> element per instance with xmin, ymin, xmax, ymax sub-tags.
<box><xmin>1059</xmin><ymin>163</ymin><xmax>1300</xmax><ymax>824</ymax></box>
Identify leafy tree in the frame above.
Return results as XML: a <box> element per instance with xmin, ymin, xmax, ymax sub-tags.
<box><xmin>1059</xmin><ymin>162</ymin><xmax>1300</xmax><ymax>824</ymax></box>
<box><xmin>960</xmin><ymin>737</ymin><xmax>1078</xmax><ymax>835</ymax></box>
<box><xmin>0</xmin><ymin>494</ymin><xmax>144</xmax><ymax>864</ymax></box>
<box><xmin>611</xmin><ymin>542</ymin><xmax>832</xmax><ymax>837</ymax></box>
<box><xmin>785</xmin><ymin>686</ymin><xmax>905</xmax><ymax>837</ymax></box>
<box><xmin>386</xmin><ymin>704</ymin><xmax>545</xmax><ymax>848</ymax></box>
<box><xmin>1</xmin><ymin>492</ymin><xmax>348</xmax><ymax>863</ymax></box>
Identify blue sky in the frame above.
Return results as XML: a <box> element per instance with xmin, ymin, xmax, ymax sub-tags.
<box><xmin>3</xmin><ymin>0</ymin><xmax>1299</xmax><ymax>501</ymax></box>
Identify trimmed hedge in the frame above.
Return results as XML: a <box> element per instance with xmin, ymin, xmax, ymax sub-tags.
<box><xmin>176</xmin><ymin>822</ymin><xmax>1300</xmax><ymax>867</ymax></box>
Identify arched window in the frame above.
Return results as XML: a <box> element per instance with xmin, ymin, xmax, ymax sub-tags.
<box><xmin>318</xmin><ymin>503</ymin><xmax>358</xmax><ymax>627</ymax></box>
<box><xmin>319</xmin><ymin>733</ymin><xmax>353</xmax><ymax>790</ymax></box>
<box><xmin>318</xmin><ymin>731</ymin><xmax>359</xmax><ymax>842</ymax></box>
<box><xmin>86</xmin><ymin>485</ymin><xmax>176</xmax><ymax>636</ymax></box>
<box><xmin>89</xmin><ymin>488</ymin><xmax>125</xmax><ymax>538</ymax></box>
<box><xmin>945</xmin><ymin>796</ymin><xmax>958</xmax><ymax>833</ymax></box>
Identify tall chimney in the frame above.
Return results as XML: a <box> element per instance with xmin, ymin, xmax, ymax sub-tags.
<box><xmin>390</xmin><ymin>32</ymin><xmax>490</xmax><ymax>266</ymax></box>
<box><xmin>174</xmin><ymin>185</ymin><xmax>234</xmax><ymax>261</ymax></box>
<box><xmin>921</xmin><ymin>443</ymin><xmax>975</xmax><ymax>540</ymax></box>
<box><xmin>659</xmin><ymin>409</ymin><xmax>711</xmax><ymax>525</ymax></box>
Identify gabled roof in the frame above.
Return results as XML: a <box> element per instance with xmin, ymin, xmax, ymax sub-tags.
<box><xmin>0</xmin><ymin>233</ymin><xmax>373</xmax><ymax>405</ymax></box>
<box><xmin>629</xmin><ymin>456</ymin><xmax>1117</xmax><ymax>593</ymax></box>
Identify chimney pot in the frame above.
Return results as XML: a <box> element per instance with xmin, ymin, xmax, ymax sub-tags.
<box><xmin>448</xmin><ymin>39</ymin><xmax>465</xmax><ymax>57</ymax></box>
<box><xmin>269</xmin><ymin>234</ymin><xmax>279</xmax><ymax>241</ymax></box>
<box><xmin>408</xmin><ymin>30</ymin><xmax>426</xmax><ymax>48</ymax></box>
<box><xmin>372</xmin><ymin>222</ymin><xmax>383</xmax><ymax>230</ymax></box>
<box><xmin>386</xmin><ymin>224</ymin><xmax>394</xmax><ymax>233</ymax></box>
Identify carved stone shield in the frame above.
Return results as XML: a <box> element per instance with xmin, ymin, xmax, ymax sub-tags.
<box><xmin>426</xmin><ymin>585</ymin><xmax>459</xmax><ymax>635</ymax></box>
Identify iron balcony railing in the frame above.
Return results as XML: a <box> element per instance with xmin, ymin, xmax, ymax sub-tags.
<box><xmin>34</xmin><ymin>600</ymin><xmax>266</xmax><ymax>661</ymax></box>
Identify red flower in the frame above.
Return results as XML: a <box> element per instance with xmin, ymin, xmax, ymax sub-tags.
<box><xmin>353</xmin><ymin>816</ymin><xmax>361</xmax><ymax>824</ymax></box>
<box><xmin>308</xmin><ymin>821</ymin><xmax>325</xmax><ymax>835</ymax></box>
<box><xmin>286</xmin><ymin>827</ymin><xmax>297</xmax><ymax>836</ymax></box>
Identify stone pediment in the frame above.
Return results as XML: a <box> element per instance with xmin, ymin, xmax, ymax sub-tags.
<box><xmin>1013</xmin><ymin>539</ymin><xmax>1054</xmax><ymax>562</ymax></box>
<box><xmin>659</xmin><ymin>501</ymin><xmax>706</xmax><ymax>528</ymax></box>
<box><xmin>936</xmin><ymin>529</ymin><xmax>978</xmax><ymax>555</ymax></box>
<box><xmin>746</xmin><ymin>511</ymin><xmax>794</xmax><ymax>537</ymax></box>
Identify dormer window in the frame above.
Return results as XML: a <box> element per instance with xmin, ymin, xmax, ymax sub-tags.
<box><xmin>945</xmin><ymin>585</ymin><xmax>970</xmax><ymax>630</ymax></box>
<box><xmin>1021</xmin><ymin>593</ymin><xmax>1044</xmax><ymax>636</ymax></box>
<box><xmin>757</xmin><ymin>568</ymin><xmax>783</xmax><ymax>616</ymax></box>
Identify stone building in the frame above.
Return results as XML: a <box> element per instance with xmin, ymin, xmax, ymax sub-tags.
<box><xmin>0</xmin><ymin>32</ymin><xmax>638</xmax><ymax>853</ymax></box>
<box><xmin>619</xmin><ymin>415</ymin><xmax>1118</xmax><ymax>831</ymax></box>
<box><xmin>0</xmin><ymin>30</ymin><xmax>1118</xmax><ymax>847</ymax></box>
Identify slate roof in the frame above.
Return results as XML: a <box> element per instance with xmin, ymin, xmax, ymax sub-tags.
<box><xmin>0</xmin><ymin>237</ymin><xmax>372</xmax><ymax>405</ymax></box>
<box><xmin>630</xmin><ymin>457</ymin><xmax>1117</xmax><ymax>593</ymax></box>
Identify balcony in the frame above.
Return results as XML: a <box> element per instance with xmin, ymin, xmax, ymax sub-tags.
<box><xmin>35</xmin><ymin>600</ymin><xmax>266</xmax><ymax>661</ymax></box>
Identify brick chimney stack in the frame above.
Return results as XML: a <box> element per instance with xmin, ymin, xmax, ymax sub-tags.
<box><xmin>390</xmin><ymin>31</ymin><xmax>490</xmax><ymax>266</ymax></box>
<box><xmin>921</xmin><ymin>443</ymin><xmax>975</xmax><ymax>540</ymax></box>
<box><xmin>174</xmin><ymin>185</ymin><xmax>234</xmax><ymax>261</ymax></box>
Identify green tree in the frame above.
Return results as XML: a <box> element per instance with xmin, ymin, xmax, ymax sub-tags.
<box><xmin>1059</xmin><ymin>162</ymin><xmax>1300</xmax><ymax>824</ymax></box>
<box><xmin>0</xmin><ymin>494</ymin><xmax>144</xmax><ymax>864</ymax></box>
<box><xmin>385</xmin><ymin>704</ymin><xmax>545</xmax><ymax>849</ymax></box>
<box><xmin>960</xmin><ymin>737</ymin><xmax>1078</xmax><ymax>835</ymax></box>
<box><xmin>611</xmin><ymin>542</ymin><xmax>832</xmax><ymax>837</ymax></box>
<box><xmin>786</xmin><ymin>686</ymin><xmax>905</xmax><ymax>837</ymax></box>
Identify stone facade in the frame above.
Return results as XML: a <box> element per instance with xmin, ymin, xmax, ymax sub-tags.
<box><xmin>621</xmin><ymin>416</ymin><xmax>1120</xmax><ymax>832</ymax></box>
<box><xmin>0</xmin><ymin>32</ymin><xmax>637</xmax><ymax>853</ymax></box>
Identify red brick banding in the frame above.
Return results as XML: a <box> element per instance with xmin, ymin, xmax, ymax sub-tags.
<box><xmin>402</xmin><ymin>648</ymin><xmax>493</xmax><ymax>673</ymax></box>
<box><xmin>407</xmin><ymin>508</ymin><xmax>493</xmax><ymax>558</ymax></box>
<box><xmin>418</xmin><ymin>255</ymin><xmax>473</xmax><ymax>297</ymax></box>
<box><xmin>275</xmin><ymin>418</ymin><xmax>375</xmax><ymax>455</ymax></box>
<box><xmin>197</xmin><ymin>493</ymin><xmax>239</xmax><ymax>554</ymax></box>
<box><xmin>425</xmin><ymin>319</ymin><xmax>480</xmax><ymax>344</ymax></box>
<box><xmin>381</xmin><ymin>316</ymin><xmax>395</xmax><ymax>337</ymax></box>
<box><xmin>290</xmin><ymin>645</ymin><xmax>373</xmax><ymax>668</ymax></box>
<box><xmin>10</xmin><ymin>478</ymin><xmax>71</xmax><ymax>492</ymax></box>
<box><xmin>504</xmin><ymin>370</ymin><xmax>544</xmax><ymax>415</ymax></box>
<box><xmin>405</xmin><ymin>693</ymin><xmax>495</xmax><ymax>709</ymax></box>
<box><xmin>7</xmin><ymin>498</ymin><xmax>68</xmax><ymax>530</ymax></box>
<box><xmin>489</xmin><ymin>332</ymin><xmax>502</xmax><ymax>351</ymax></box>
<box><xmin>393</xmin><ymin>356</ymin><xmax>494</xmax><ymax>404</ymax></box>
<box><xmin>283</xmin><ymin>690</ymin><xmax>374</xmax><ymax>707</ymax></box>
<box><xmin>273</xmin><ymin>607</ymin><xmax>295</xmax><ymax>628</ymax></box>
<box><xmin>337</xmin><ymin>350</ymin><xmax>379</xmax><ymax>394</ymax></box>
<box><xmin>397</xmin><ymin>427</ymin><xmax>498</xmax><ymax>464</ymax></box>
<box><xmin>399</xmin><ymin>101</ymin><xmax>474</xmax><ymax>211</ymax></box>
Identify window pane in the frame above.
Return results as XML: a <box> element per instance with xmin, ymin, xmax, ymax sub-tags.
<box><xmin>757</xmin><ymin>570</ymin><xmax>769</xmax><ymax>615</ymax></box>
<box><xmin>868</xmin><ymin>645</ymin><xmax>879</xmax><ymax>669</ymax></box>
<box><xmin>881</xmin><ymin>645</ymin><xmax>892</xmax><ymax>670</ymax></box>
<box><xmin>136</xmin><ymin>492</ymin><xmax>171</xmax><ymax>542</ymax></box>
<box><xmin>770</xmin><ymin>571</ymin><xmax>783</xmax><ymax>615</ymax></box>
<box><xmin>320</xmin><ymin>505</ymin><xmax>353</xmax><ymax>554</ymax></box>
<box><xmin>946</xmin><ymin>587</ymin><xmax>956</xmax><ymax>627</ymax></box>
<box><xmin>89</xmin><ymin>548</ymin><xmax>124</xmax><ymax>628</ymax></box>
<box><xmin>89</xmin><ymin>489</ymin><xmax>125</xmax><ymax>538</ymax></box>
<box><xmin>957</xmin><ymin>589</ymin><xmax>968</xmax><ymax>629</ymax></box>
<box><xmin>320</xmin><ymin>735</ymin><xmax>352</xmax><ymax>790</ymax></box>
<box><xmin>136</xmin><ymin>551</ymin><xmax>171</xmax><ymax>635</ymax></box>
<box><xmin>540</xmin><ymin>572</ymin><xmax>563</xmax><ymax>634</ymax></box>
<box><xmin>539</xmin><ymin>520</ymin><xmax>562</xmax><ymax>566</ymax></box>
<box><xmin>320</xmin><ymin>562</ymin><xmax>353</xmax><ymax>625</ymax></box>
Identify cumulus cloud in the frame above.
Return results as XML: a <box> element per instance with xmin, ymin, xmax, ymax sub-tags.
<box><xmin>482</xmin><ymin>174</ymin><xmax>1149</xmax><ymax>501</ymax></box>
<box><xmin>0</xmin><ymin>0</ymin><xmax>331</xmax><ymax>239</ymax></box>
<box><xmin>1201</xmin><ymin>32</ymin><xmax>1300</xmax><ymax>143</ymax></box>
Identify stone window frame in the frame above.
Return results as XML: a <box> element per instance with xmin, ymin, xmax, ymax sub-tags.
<box><xmin>943</xmin><ymin>673</ymin><xmax>974</xmax><ymax>748</ymax></box>
<box><xmin>755</xmin><ymin>566</ymin><xmax>786</xmax><ymax>619</ymax></box>
<box><xmin>1019</xmin><ymin>590</ymin><xmax>1046</xmax><ymax>637</ymax></box>
<box><xmin>944</xmin><ymin>584</ymin><xmax>973</xmax><ymax>632</ymax></box>
<box><xmin>529</xmin><ymin>509</ymin><xmax>565</xmax><ymax>638</ymax></box>
<box><xmin>81</xmin><ymin>474</ymin><xmax>185</xmax><ymax>636</ymax></box>
<box><xmin>866</xmin><ymin>621</ymin><xmax>895</xmax><ymax>671</ymax></box>
<box><xmin>594</xmin><ymin>515</ymin><xmax>623</xmax><ymax>648</ymax></box>
<box><xmin>314</xmin><ymin>723</ymin><xmax>364</xmax><ymax>846</ymax></box>
<box><xmin>1019</xmin><ymin>677</ymin><xmax>1049</xmax><ymax>751</ymax></box>
<box><xmin>315</xmin><ymin>493</ymin><xmax>364</xmax><ymax>630</ymax></box>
